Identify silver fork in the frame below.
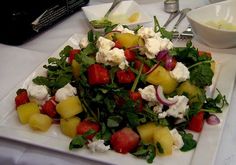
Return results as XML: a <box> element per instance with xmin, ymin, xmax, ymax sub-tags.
<box><xmin>163</xmin><ymin>11</ymin><xmax>180</xmax><ymax>28</ymax></box>
<box><xmin>172</xmin><ymin>8</ymin><xmax>191</xmax><ymax>37</ymax></box>
<box><xmin>173</xmin><ymin>25</ymin><xmax>194</xmax><ymax>40</ymax></box>
<box><xmin>181</xmin><ymin>25</ymin><xmax>194</xmax><ymax>38</ymax></box>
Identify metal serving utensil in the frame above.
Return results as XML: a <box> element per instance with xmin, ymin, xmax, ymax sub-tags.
<box><xmin>172</xmin><ymin>8</ymin><xmax>191</xmax><ymax>36</ymax></box>
<box><xmin>163</xmin><ymin>0</ymin><xmax>180</xmax><ymax>28</ymax></box>
<box><xmin>104</xmin><ymin>0</ymin><xmax>122</xmax><ymax>18</ymax></box>
<box><xmin>163</xmin><ymin>11</ymin><xmax>180</xmax><ymax>28</ymax></box>
<box><xmin>173</xmin><ymin>25</ymin><xmax>194</xmax><ymax>40</ymax></box>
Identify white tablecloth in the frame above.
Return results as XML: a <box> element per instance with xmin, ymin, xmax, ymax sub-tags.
<box><xmin>1</xmin><ymin>0</ymin><xmax>236</xmax><ymax>165</ymax></box>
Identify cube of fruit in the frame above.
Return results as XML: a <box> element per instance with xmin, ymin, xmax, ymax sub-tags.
<box><xmin>153</xmin><ymin>126</ymin><xmax>173</xmax><ymax>156</ymax></box>
<box><xmin>146</xmin><ymin>65</ymin><xmax>178</xmax><ymax>94</ymax></box>
<box><xmin>115</xmin><ymin>33</ymin><xmax>140</xmax><ymax>48</ymax></box>
<box><xmin>17</xmin><ymin>102</ymin><xmax>40</xmax><ymax>124</ymax></box>
<box><xmin>176</xmin><ymin>80</ymin><xmax>204</xmax><ymax>104</ymax></box>
<box><xmin>137</xmin><ymin>122</ymin><xmax>157</xmax><ymax>144</ymax></box>
<box><xmin>105</xmin><ymin>31</ymin><xmax>120</xmax><ymax>41</ymax></box>
<box><xmin>72</xmin><ymin>60</ymin><xmax>80</xmax><ymax>79</ymax></box>
<box><xmin>56</xmin><ymin>96</ymin><xmax>83</xmax><ymax>119</ymax></box>
<box><xmin>60</xmin><ymin>117</ymin><xmax>81</xmax><ymax>138</ymax></box>
<box><xmin>29</xmin><ymin>113</ymin><xmax>52</xmax><ymax>131</ymax></box>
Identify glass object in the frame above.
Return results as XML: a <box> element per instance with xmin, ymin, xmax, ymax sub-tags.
<box><xmin>164</xmin><ymin>0</ymin><xmax>179</xmax><ymax>13</ymax></box>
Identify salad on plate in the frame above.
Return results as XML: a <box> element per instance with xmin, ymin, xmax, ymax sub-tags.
<box><xmin>14</xmin><ymin>17</ymin><xmax>228</xmax><ymax>163</ymax></box>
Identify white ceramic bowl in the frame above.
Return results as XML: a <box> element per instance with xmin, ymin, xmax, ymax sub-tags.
<box><xmin>82</xmin><ymin>0</ymin><xmax>152</xmax><ymax>31</ymax></box>
<box><xmin>187</xmin><ymin>0</ymin><xmax>236</xmax><ymax>48</ymax></box>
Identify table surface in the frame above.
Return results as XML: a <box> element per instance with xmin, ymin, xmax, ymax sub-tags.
<box><xmin>1</xmin><ymin>0</ymin><xmax>236</xmax><ymax>165</ymax></box>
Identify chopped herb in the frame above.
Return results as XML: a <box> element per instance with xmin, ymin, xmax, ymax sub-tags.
<box><xmin>69</xmin><ymin>129</ymin><xmax>96</xmax><ymax>150</ymax></box>
<box><xmin>156</xmin><ymin>142</ymin><xmax>164</xmax><ymax>154</ymax></box>
<box><xmin>132</xmin><ymin>143</ymin><xmax>156</xmax><ymax>163</ymax></box>
<box><xmin>180</xmin><ymin>132</ymin><xmax>197</xmax><ymax>152</ymax></box>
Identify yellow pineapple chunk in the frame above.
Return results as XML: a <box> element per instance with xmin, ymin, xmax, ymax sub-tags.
<box><xmin>137</xmin><ymin>122</ymin><xmax>157</xmax><ymax>144</ymax></box>
<box><xmin>29</xmin><ymin>113</ymin><xmax>52</xmax><ymax>131</ymax></box>
<box><xmin>17</xmin><ymin>102</ymin><xmax>40</xmax><ymax>124</ymax></box>
<box><xmin>115</xmin><ymin>33</ymin><xmax>140</xmax><ymax>48</ymax></box>
<box><xmin>176</xmin><ymin>80</ymin><xmax>203</xmax><ymax>104</ymax></box>
<box><xmin>153</xmin><ymin>126</ymin><xmax>173</xmax><ymax>156</ymax></box>
<box><xmin>146</xmin><ymin>65</ymin><xmax>178</xmax><ymax>94</ymax></box>
<box><xmin>56</xmin><ymin>96</ymin><xmax>83</xmax><ymax>119</ymax></box>
<box><xmin>72</xmin><ymin>60</ymin><xmax>81</xmax><ymax>79</ymax></box>
<box><xmin>60</xmin><ymin>117</ymin><xmax>81</xmax><ymax>138</ymax></box>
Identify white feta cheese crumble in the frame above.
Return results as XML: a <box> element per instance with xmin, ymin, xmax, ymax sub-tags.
<box><xmin>158</xmin><ymin>111</ymin><xmax>167</xmax><ymax>118</ymax></box>
<box><xmin>96</xmin><ymin>48</ymin><xmax>128</xmax><ymax>70</ymax></box>
<box><xmin>106</xmin><ymin>48</ymin><xmax>128</xmax><ymax>69</ymax></box>
<box><xmin>96</xmin><ymin>36</ymin><xmax>115</xmax><ymax>51</ymax></box>
<box><xmin>153</xmin><ymin>103</ymin><xmax>163</xmax><ymax>113</ymax></box>
<box><xmin>144</xmin><ymin>38</ymin><xmax>161</xmax><ymax>59</ymax></box>
<box><xmin>170</xmin><ymin>62</ymin><xmax>190</xmax><ymax>82</ymax></box>
<box><xmin>138</xmin><ymin>85</ymin><xmax>157</xmax><ymax>102</ymax></box>
<box><xmin>160</xmin><ymin>38</ymin><xmax>173</xmax><ymax>50</ymax></box>
<box><xmin>96</xmin><ymin>49</ymin><xmax>109</xmax><ymax>64</ymax></box>
<box><xmin>55</xmin><ymin>83</ymin><xmax>77</xmax><ymax>102</ymax></box>
<box><xmin>87</xmin><ymin>139</ymin><xmax>110</xmax><ymax>153</ymax></box>
<box><xmin>79</xmin><ymin>36</ymin><xmax>89</xmax><ymax>49</ymax></box>
<box><xmin>153</xmin><ymin>32</ymin><xmax>162</xmax><ymax>39</ymax></box>
<box><xmin>166</xmin><ymin>95</ymin><xmax>189</xmax><ymax>118</ymax></box>
<box><xmin>137</xmin><ymin>27</ymin><xmax>156</xmax><ymax>39</ymax></box>
<box><xmin>27</xmin><ymin>82</ymin><xmax>49</xmax><ymax>102</ymax></box>
<box><xmin>113</xmin><ymin>24</ymin><xmax>135</xmax><ymax>34</ymax></box>
<box><xmin>170</xmin><ymin>129</ymin><xmax>184</xmax><ymax>149</ymax></box>
<box><xmin>143</xmin><ymin>37</ymin><xmax>173</xmax><ymax>59</ymax></box>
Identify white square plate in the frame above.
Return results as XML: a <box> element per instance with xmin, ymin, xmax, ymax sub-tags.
<box><xmin>82</xmin><ymin>0</ymin><xmax>152</xmax><ymax>30</ymax></box>
<box><xmin>0</xmin><ymin>33</ymin><xmax>236</xmax><ymax>165</ymax></box>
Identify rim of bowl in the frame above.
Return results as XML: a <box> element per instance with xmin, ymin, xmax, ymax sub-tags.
<box><xmin>186</xmin><ymin>0</ymin><xmax>236</xmax><ymax>33</ymax></box>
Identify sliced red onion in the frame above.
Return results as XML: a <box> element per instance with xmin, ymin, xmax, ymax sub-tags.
<box><xmin>145</xmin><ymin>63</ymin><xmax>160</xmax><ymax>75</ymax></box>
<box><xmin>155</xmin><ymin>85</ymin><xmax>177</xmax><ymax>106</ymax></box>
<box><xmin>156</xmin><ymin>50</ymin><xmax>169</xmax><ymax>61</ymax></box>
<box><xmin>206</xmin><ymin>114</ymin><xmax>220</xmax><ymax>125</ymax></box>
<box><xmin>164</xmin><ymin>56</ymin><xmax>177</xmax><ymax>71</ymax></box>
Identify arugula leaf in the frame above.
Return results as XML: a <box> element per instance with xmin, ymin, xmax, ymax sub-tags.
<box><xmin>96</xmin><ymin>123</ymin><xmax>112</xmax><ymax>143</ymax></box>
<box><xmin>59</xmin><ymin>45</ymin><xmax>73</xmax><ymax>57</ymax></box>
<box><xmin>180</xmin><ymin>132</ymin><xmax>197</xmax><ymax>152</ymax></box>
<box><xmin>54</xmin><ymin>74</ymin><xmax>72</xmax><ymax>89</ymax></box>
<box><xmin>126</xmin><ymin>111</ymin><xmax>140</xmax><ymax>128</ymax></box>
<box><xmin>202</xmin><ymin>89</ymin><xmax>228</xmax><ymax>113</ymax></box>
<box><xmin>69</xmin><ymin>129</ymin><xmax>97</xmax><ymax>150</ymax></box>
<box><xmin>87</xmin><ymin>30</ymin><xmax>100</xmax><ymax>43</ymax></box>
<box><xmin>131</xmin><ymin>143</ymin><xmax>156</xmax><ymax>163</ymax></box>
<box><xmin>107</xmin><ymin>115</ymin><xmax>123</xmax><ymax>128</ymax></box>
<box><xmin>189</xmin><ymin>63</ymin><xmax>214</xmax><ymax>88</ymax></box>
<box><xmin>33</xmin><ymin>46</ymin><xmax>73</xmax><ymax>90</ymax></box>
<box><xmin>69</xmin><ymin>135</ymin><xmax>87</xmax><ymax>150</ymax></box>
<box><xmin>104</xmin><ymin>24</ymin><xmax>119</xmax><ymax>34</ymax></box>
<box><xmin>187</xmin><ymin>102</ymin><xmax>203</xmax><ymax>119</ymax></box>
<box><xmin>32</xmin><ymin>76</ymin><xmax>50</xmax><ymax>86</ymax></box>
<box><xmin>153</xmin><ymin>16</ymin><xmax>173</xmax><ymax>40</ymax></box>
<box><xmin>156</xmin><ymin>142</ymin><xmax>164</xmax><ymax>154</ymax></box>
<box><xmin>104</xmin><ymin>97</ymin><xmax>116</xmax><ymax>113</ymax></box>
